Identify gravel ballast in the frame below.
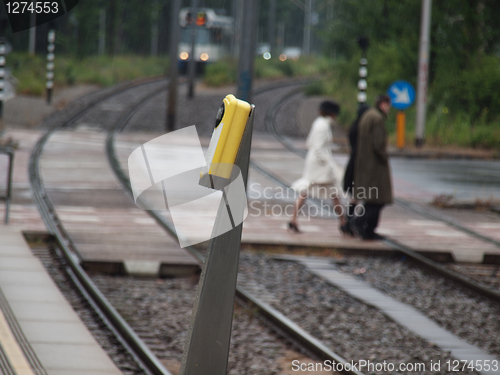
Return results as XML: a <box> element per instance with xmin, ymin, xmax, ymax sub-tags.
<box><xmin>336</xmin><ymin>254</ymin><xmax>500</xmax><ymax>357</ymax></box>
<box><xmin>238</xmin><ymin>253</ymin><xmax>479</xmax><ymax>375</ymax></box>
<box><xmin>92</xmin><ymin>274</ymin><xmax>290</xmax><ymax>375</ymax></box>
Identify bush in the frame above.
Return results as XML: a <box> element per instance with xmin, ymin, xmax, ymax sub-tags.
<box><xmin>254</xmin><ymin>59</ymin><xmax>284</xmax><ymax>79</ymax></box>
<box><xmin>303</xmin><ymin>80</ymin><xmax>327</xmax><ymax>96</ymax></box>
<box><xmin>204</xmin><ymin>56</ymin><xmax>325</xmax><ymax>87</ymax></box>
<box><xmin>433</xmin><ymin>54</ymin><xmax>500</xmax><ymax>124</ymax></box>
<box><xmin>470</xmin><ymin>125</ymin><xmax>500</xmax><ymax>149</ymax></box>
<box><xmin>6</xmin><ymin>54</ymin><xmax>169</xmax><ymax>96</ymax></box>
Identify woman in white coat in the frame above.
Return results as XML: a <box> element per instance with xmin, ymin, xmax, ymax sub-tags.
<box><xmin>289</xmin><ymin>101</ymin><xmax>346</xmax><ymax>233</ymax></box>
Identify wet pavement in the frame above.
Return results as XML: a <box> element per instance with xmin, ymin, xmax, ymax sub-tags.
<box><xmin>0</xmin><ymin>82</ymin><xmax>499</xmax><ymax>267</ymax></box>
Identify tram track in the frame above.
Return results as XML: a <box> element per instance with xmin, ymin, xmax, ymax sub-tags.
<box><xmin>29</xmin><ymin>78</ymin><xmax>173</xmax><ymax>375</ymax></box>
<box><xmin>29</xmin><ymin>76</ymin><xmax>499</xmax><ymax>375</ymax></box>
<box><xmin>29</xmin><ymin>78</ymin><xmax>363</xmax><ymax>375</ymax></box>
<box><xmin>30</xmin><ymin>75</ymin><xmax>500</xmax><ymax>374</ymax></box>
<box><xmin>106</xmin><ymin>79</ymin><xmax>364</xmax><ymax>375</ymax></box>
<box><xmin>106</xmin><ymin>78</ymin><xmax>497</xmax><ymax>373</ymax></box>
<box><xmin>258</xmin><ymin>87</ymin><xmax>500</xmax><ymax>305</ymax></box>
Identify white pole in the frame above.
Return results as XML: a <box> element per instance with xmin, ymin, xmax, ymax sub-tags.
<box><xmin>29</xmin><ymin>13</ymin><xmax>36</xmax><ymax>55</ymax></box>
<box><xmin>46</xmin><ymin>28</ymin><xmax>55</xmax><ymax>104</ymax></box>
<box><xmin>415</xmin><ymin>0</ymin><xmax>432</xmax><ymax>147</ymax></box>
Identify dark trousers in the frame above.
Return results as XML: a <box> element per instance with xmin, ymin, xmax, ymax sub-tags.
<box><xmin>354</xmin><ymin>203</ymin><xmax>384</xmax><ymax>238</ymax></box>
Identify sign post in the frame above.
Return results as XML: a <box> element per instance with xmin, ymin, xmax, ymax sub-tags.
<box><xmin>387</xmin><ymin>80</ymin><xmax>416</xmax><ymax>149</ymax></box>
<box><xmin>396</xmin><ymin>111</ymin><xmax>406</xmax><ymax>149</ymax></box>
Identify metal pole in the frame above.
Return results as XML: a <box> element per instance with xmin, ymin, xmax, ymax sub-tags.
<box><xmin>46</xmin><ymin>27</ymin><xmax>55</xmax><ymax>105</ymax></box>
<box><xmin>236</xmin><ymin>0</ymin><xmax>258</xmax><ymax>103</ymax></box>
<box><xmin>187</xmin><ymin>0</ymin><xmax>198</xmax><ymax>99</ymax></box>
<box><xmin>278</xmin><ymin>21</ymin><xmax>284</xmax><ymax>54</ymax></box>
<box><xmin>0</xmin><ymin>38</ymin><xmax>5</xmax><ymax>136</ymax></box>
<box><xmin>236</xmin><ymin>0</ymin><xmax>244</xmax><ymax>57</ymax></box>
<box><xmin>179</xmin><ymin>106</ymin><xmax>254</xmax><ymax>375</ymax></box>
<box><xmin>99</xmin><ymin>8</ymin><xmax>106</xmax><ymax>56</ymax></box>
<box><xmin>415</xmin><ymin>0</ymin><xmax>432</xmax><ymax>147</ymax></box>
<box><xmin>151</xmin><ymin>0</ymin><xmax>159</xmax><ymax>56</ymax></box>
<box><xmin>29</xmin><ymin>13</ymin><xmax>36</xmax><ymax>55</ymax></box>
<box><xmin>303</xmin><ymin>0</ymin><xmax>312</xmax><ymax>56</ymax></box>
<box><xmin>268</xmin><ymin>0</ymin><xmax>276</xmax><ymax>57</ymax></box>
<box><xmin>167</xmin><ymin>0</ymin><xmax>182</xmax><ymax>132</ymax></box>
<box><xmin>4</xmin><ymin>149</ymin><xmax>14</xmax><ymax>224</ymax></box>
<box><xmin>327</xmin><ymin>0</ymin><xmax>333</xmax><ymax>21</ymax></box>
<box><xmin>0</xmin><ymin>16</ymin><xmax>7</xmax><ymax>137</ymax></box>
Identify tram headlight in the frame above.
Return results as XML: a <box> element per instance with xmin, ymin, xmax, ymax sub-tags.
<box><xmin>263</xmin><ymin>52</ymin><xmax>271</xmax><ymax>60</ymax></box>
<box><xmin>180</xmin><ymin>52</ymin><xmax>189</xmax><ymax>60</ymax></box>
<box><xmin>279</xmin><ymin>54</ymin><xmax>287</xmax><ymax>62</ymax></box>
<box><xmin>200</xmin><ymin>53</ymin><xmax>209</xmax><ymax>62</ymax></box>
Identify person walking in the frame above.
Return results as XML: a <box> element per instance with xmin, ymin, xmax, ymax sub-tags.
<box><xmin>288</xmin><ymin>100</ymin><xmax>346</xmax><ymax>233</ymax></box>
<box><xmin>341</xmin><ymin>103</ymin><xmax>370</xmax><ymax>235</ymax></box>
<box><xmin>352</xmin><ymin>94</ymin><xmax>392</xmax><ymax>240</ymax></box>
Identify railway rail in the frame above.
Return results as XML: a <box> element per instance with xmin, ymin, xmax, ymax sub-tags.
<box><xmin>260</xmin><ymin>87</ymin><xmax>500</xmax><ymax>305</ymax></box>
<box><xmin>27</xmin><ymin>76</ymin><xmax>500</xmax><ymax>375</ymax></box>
<box><xmin>107</xmin><ymin>79</ymin><xmax>364</xmax><ymax>375</ymax></box>
<box><xmin>29</xmin><ymin>78</ymin><xmax>364</xmax><ymax>375</ymax></box>
<box><xmin>29</xmin><ymin>78</ymin><xmax>173</xmax><ymax>375</ymax></box>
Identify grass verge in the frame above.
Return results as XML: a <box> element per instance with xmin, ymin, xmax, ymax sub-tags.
<box><xmin>9</xmin><ymin>53</ymin><xmax>169</xmax><ymax>96</ymax></box>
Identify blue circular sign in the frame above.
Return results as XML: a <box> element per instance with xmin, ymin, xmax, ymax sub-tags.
<box><xmin>387</xmin><ymin>80</ymin><xmax>415</xmax><ymax>110</ymax></box>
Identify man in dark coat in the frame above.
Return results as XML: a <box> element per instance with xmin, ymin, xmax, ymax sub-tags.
<box><xmin>352</xmin><ymin>94</ymin><xmax>392</xmax><ymax>240</ymax></box>
<box><xmin>340</xmin><ymin>104</ymin><xmax>370</xmax><ymax>236</ymax></box>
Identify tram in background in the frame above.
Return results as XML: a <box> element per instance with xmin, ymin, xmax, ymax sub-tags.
<box><xmin>178</xmin><ymin>8</ymin><xmax>234</xmax><ymax>74</ymax></box>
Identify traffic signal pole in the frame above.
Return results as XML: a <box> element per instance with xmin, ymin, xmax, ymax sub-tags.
<box><xmin>236</xmin><ymin>0</ymin><xmax>258</xmax><ymax>103</ymax></box>
<box><xmin>187</xmin><ymin>0</ymin><xmax>198</xmax><ymax>99</ymax></box>
<box><xmin>167</xmin><ymin>0</ymin><xmax>182</xmax><ymax>131</ymax></box>
<box><xmin>268</xmin><ymin>0</ymin><xmax>276</xmax><ymax>57</ymax></box>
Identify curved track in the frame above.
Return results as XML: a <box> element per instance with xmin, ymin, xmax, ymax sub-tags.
<box><xmin>29</xmin><ymin>78</ymin><xmax>173</xmax><ymax>375</ymax></box>
<box><xmin>106</xmin><ymin>80</ymin><xmax>364</xmax><ymax>375</ymax></box>
<box><xmin>260</xmin><ymin>88</ymin><xmax>500</xmax><ymax>304</ymax></box>
<box><xmin>30</xmin><ymin>79</ymin><xmax>364</xmax><ymax>375</ymax></box>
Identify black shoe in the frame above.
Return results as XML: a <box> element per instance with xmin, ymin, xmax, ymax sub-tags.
<box><xmin>339</xmin><ymin>222</ymin><xmax>355</xmax><ymax>236</ymax></box>
<box><xmin>351</xmin><ymin>217</ymin><xmax>364</xmax><ymax>238</ymax></box>
<box><xmin>288</xmin><ymin>222</ymin><xmax>301</xmax><ymax>233</ymax></box>
<box><xmin>362</xmin><ymin>232</ymin><xmax>385</xmax><ymax>241</ymax></box>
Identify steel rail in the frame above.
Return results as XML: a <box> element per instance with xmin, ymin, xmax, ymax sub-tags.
<box><xmin>262</xmin><ymin>86</ymin><xmax>500</xmax><ymax>304</ymax></box>
<box><xmin>106</xmin><ymin>79</ymin><xmax>364</xmax><ymax>375</ymax></box>
<box><xmin>29</xmin><ymin>78</ymin><xmax>173</xmax><ymax>375</ymax></box>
